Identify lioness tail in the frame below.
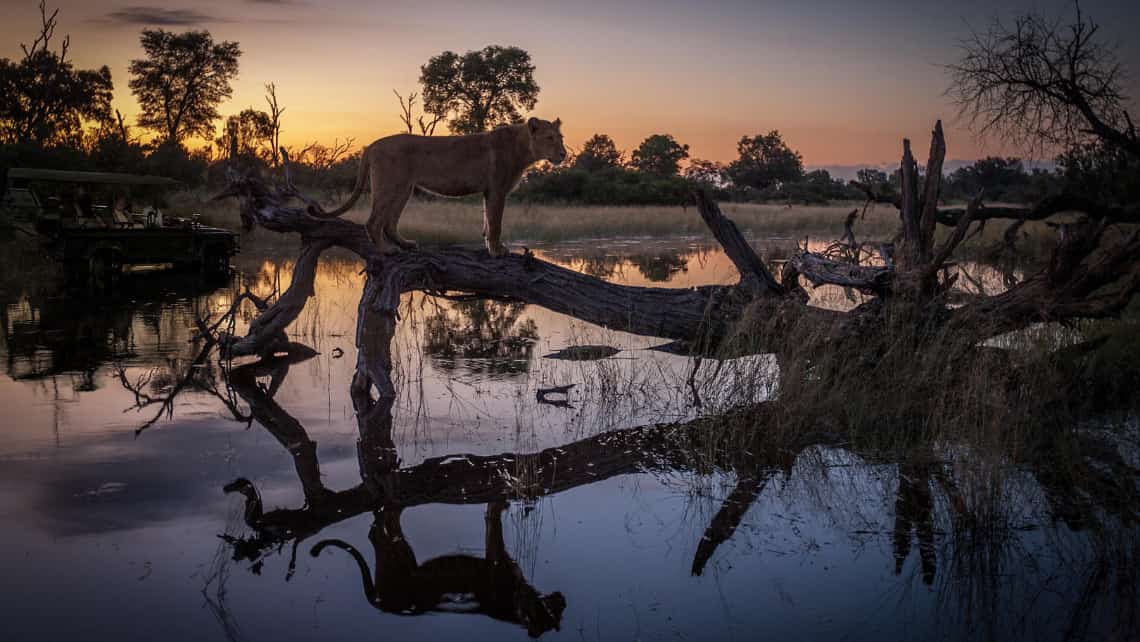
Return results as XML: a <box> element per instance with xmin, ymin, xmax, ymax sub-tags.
<box><xmin>307</xmin><ymin>151</ymin><xmax>368</xmax><ymax>218</ymax></box>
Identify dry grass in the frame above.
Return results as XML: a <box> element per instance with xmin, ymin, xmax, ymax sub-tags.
<box><xmin>181</xmin><ymin>190</ymin><xmax>1066</xmax><ymax>269</ymax></box>
<box><xmin>180</xmin><ymin>190</ymin><xmax>901</xmax><ymax>244</ymax></box>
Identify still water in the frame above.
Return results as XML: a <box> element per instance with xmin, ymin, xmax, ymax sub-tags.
<box><xmin>0</xmin><ymin>237</ymin><xmax>1134</xmax><ymax>641</ymax></box>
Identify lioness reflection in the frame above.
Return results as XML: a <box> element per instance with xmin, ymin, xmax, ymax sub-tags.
<box><xmin>218</xmin><ymin>348</ymin><xmax>566</xmax><ymax>637</ymax></box>
<box><xmin>312</xmin><ymin>504</ymin><xmax>566</xmax><ymax>637</ymax></box>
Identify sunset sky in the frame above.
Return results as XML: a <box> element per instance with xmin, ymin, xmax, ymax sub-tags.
<box><xmin>2</xmin><ymin>0</ymin><xmax>1138</xmax><ymax>167</ymax></box>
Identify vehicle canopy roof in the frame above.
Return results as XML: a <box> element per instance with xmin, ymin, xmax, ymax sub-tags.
<box><xmin>6</xmin><ymin>168</ymin><xmax>182</xmax><ymax>188</ymax></box>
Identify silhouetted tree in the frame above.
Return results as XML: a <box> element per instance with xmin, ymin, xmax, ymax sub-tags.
<box><xmin>393</xmin><ymin>89</ymin><xmax>444</xmax><ymax>136</ymax></box>
<box><xmin>944</xmin><ymin>157</ymin><xmax>1030</xmax><ymax>201</ymax></box>
<box><xmin>684</xmin><ymin>158</ymin><xmax>728</xmax><ymax>187</ymax></box>
<box><xmin>0</xmin><ymin>2</ymin><xmax>112</xmax><ymax>147</ymax></box>
<box><xmin>574</xmin><ymin>134</ymin><xmax>623</xmax><ymax>172</ymax></box>
<box><xmin>128</xmin><ymin>29</ymin><xmax>241</xmax><ymax>145</ymax></box>
<box><xmin>630</xmin><ymin>134</ymin><xmax>689</xmax><ymax>177</ymax></box>
<box><xmin>86</xmin><ymin>109</ymin><xmax>145</xmax><ymax>172</ymax></box>
<box><xmin>419</xmin><ymin>45</ymin><xmax>538</xmax><ymax>134</ymax></box>
<box><xmin>264</xmin><ymin>82</ymin><xmax>284</xmax><ymax>167</ymax></box>
<box><xmin>1057</xmin><ymin>141</ymin><xmax>1140</xmax><ymax>205</ymax></box>
<box><xmin>948</xmin><ymin>3</ymin><xmax>1139</xmax><ymax>158</ymax></box>
<box><xmin>216</xmin><ymin>108</ymin><xmax>272</xmax><ymax>162</ymax></box>
<box><xmin>855</xmin><ymin>168</ymin><xmax>889</xmax><ymax>187</ymax></box>
<box><xmin>727</xmin><ymin>130</ymin><xmax>803</xmax><ymax>190</ymax></box>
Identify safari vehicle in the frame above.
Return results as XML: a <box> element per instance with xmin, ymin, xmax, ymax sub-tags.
<box><xmin>0</xmin><ymin>168</ymin><xmax>238</xmax><ymax>277</ymax></box>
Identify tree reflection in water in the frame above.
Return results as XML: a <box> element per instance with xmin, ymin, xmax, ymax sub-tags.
<box><xmin>628</xmin><ymin>251</ymin><xmax>688</xmax><ymax>282</ymax></box>
<box><xmin>181</xmin><ymin>304</ymin><xmax>1138</xmax><ymax>640</ymax></box>
<box><xmin>51</xmin><ymin>258</ymin><xmax>1130</xmax><ymax>641</ymax></box>
<box><xmin>422</xmin><ymin>299</ymin><xmax>538</xmax><ymax>376</ymax></box>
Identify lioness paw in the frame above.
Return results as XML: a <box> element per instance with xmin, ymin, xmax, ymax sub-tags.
<box><xmin>487</xmin><ymin>242</ymin><xmax>509</xmax><ymax>257</ymax></box>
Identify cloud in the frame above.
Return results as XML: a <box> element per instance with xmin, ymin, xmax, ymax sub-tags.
<box><xmin>102</xmin><ymin>6</ymin><xmax>227</xmax><ymax>26</ymax></box>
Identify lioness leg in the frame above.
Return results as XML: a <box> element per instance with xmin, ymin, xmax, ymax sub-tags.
<box><xmin>365</xmin><ymin>181</ymin><xmax>413</xmax><ymax>255</ymax></box>
<box><xmin>483</xmin><ymin>190</ymin><xmax>508</xmax><ymax>257</ymax></box>
<box><xmin>484</xmin><ymin>500</ymin><xmax>508</xmax><ymax>563</ymax></box>
<box><xmin>383</xmin><ymin>184</ymin><xmax>417</xmax><ymax>250</ymax></box>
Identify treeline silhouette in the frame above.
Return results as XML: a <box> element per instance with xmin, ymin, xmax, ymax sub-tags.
<box><xmin>2</xmin><ymin>3</ymin><xmax>1134</xmax><ymax>211</ymax></box>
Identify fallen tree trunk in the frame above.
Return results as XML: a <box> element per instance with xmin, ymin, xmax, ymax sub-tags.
<box><xmin>211</xmin><ymin>155</ymin><xmax>828</xmax><ymax>362</ymax></box>
<box><xmin>210</xmin><ymin>125</ymin><xmax>1140</xmax><ymax>391</ymax></box>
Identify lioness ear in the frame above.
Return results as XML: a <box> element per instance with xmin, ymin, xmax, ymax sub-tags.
<box><xmin>553</xmin><ymin>118</ymin><xmax>562</xmax><ymax>130</ymax></box>
<box><xmin>527</xmin><ymin>117</ymin><xmax>540</xmax><ymax>132</ymax></box>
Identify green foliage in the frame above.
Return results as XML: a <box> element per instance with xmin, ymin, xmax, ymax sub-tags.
<box><xmin>142</xmin><ymin>141</ymin><xmax>208</xmax><ymax>185</ymax></box>
<box><xmin>261</xmin><ymin>149</ymin><xmax>360</xmax><ymax>198</ymax></box>
<box><xmin>85</xmin><ymin>127</ymin><xmax>146</xmax><ymax>173</ymax></box>
<box><xmin>574</xmin><ymin>134</ymin><xmax>623</xmax><ymax>172</ymax></box>
<box><xmin>419</xmin><ymin>45</ymin><xmax>538</xmax><ymax>134</ymax></box>
<box><xmin>0</xmin><ymin>141</ymin><xmax>87</xmax><ymax>187</ymax></box>
<box><xmin>856</xmin><ymin>168</ymin><xmax>889</xmax><ymax>187</ymax></box>
<box><xmin>727</xmin><ymin>130</ymin><xmax>803</xmax><ymax>190</ymax></box>
<box><xmin>1056</xmin><ymin>142</ymin><xmax>1140</xmax><ymax>205</ymax></box>
<box><xmin>129</xmin><ymin>30</ymin><xmax>241</xmax><ymax>145</ymax></box>
<box><xmin>738</xmin><ymin>169</ymin><xmax>864</xmax><ymax>204</ymax></box>
<box><xmin>630</xmin><ymin>134</ymin><xmax>689</xmax><ymax>177</ymax></box>
<box><xmin>943</xmin><ymin>157</ymin><xmax>1026</xmax><ymax>201</ymax></box>
<box><xmin>0</xmin><ymin>4</ymin><xmax>113</xmax><ymax>147</ymax></box>
<box><xmin>683</xmin><ymin>159</ymin><xmax>728</xmax><ymax>188</ymax></box>
<box><xmin>216</xmin><ymin>108</ymin><xmax>273</xmax><ymax>163</ymax></box>
<box><xmin>514</xmin><ymin>165</ymin><xmax>689</xmax><ymax>206</ymax></box>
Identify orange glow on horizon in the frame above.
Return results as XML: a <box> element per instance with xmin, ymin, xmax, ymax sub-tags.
<box><xmin>2</xmin><ymin>0</ymin><xmax>1113</xmax><ymax>167</ymax></box>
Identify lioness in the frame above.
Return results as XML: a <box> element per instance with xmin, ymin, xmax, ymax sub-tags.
<box><xmin>309</xmin><ymin>117</ymin><xmax>567</xmax><ymax>257</ymax></box>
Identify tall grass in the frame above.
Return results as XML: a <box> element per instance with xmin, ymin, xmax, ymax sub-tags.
<box><xmin>181</xmin><ymin>190</ymin><xmax>900</xmax><ymax>244</ymax></box>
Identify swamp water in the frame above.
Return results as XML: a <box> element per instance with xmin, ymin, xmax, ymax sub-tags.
<box><xmin>0</xmin><ymin>238</ymin><xmax>1134</xmax><ymax>641</ymax></box>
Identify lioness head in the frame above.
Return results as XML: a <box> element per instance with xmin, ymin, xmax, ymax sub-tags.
<box><xmin>527</xmin><ymin>117</ymin><xmax>567</xmax><ymax>165</ymax></box>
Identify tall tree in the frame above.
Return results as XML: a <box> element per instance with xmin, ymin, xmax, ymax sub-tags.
<box><xmin>684</xmin><ymin>159</ymin><xmax>728</xmax><ymax>187</ymax></box>
<box><xmin>855</xmin><ymin>168</ymin><xmax>889</xmax><ymax>187</ymax></box>
<box><xmin>944</xmin><ymin>157</ymin><xmax>1029</xmax><ymax>200</ymax></box>
<box><xmin>630</xmin><ymin>134</ymin><xmax>689</xmax><ymax>177</ymax></box>
<box><xmin>1056</xmin><ymin>141</ymin><xmax>1140</xmax><ymax>205</ymax></box>
<box><xmin>419</xmin><ymin>45</ymin><xmax>539</xmax><ymax>134</ymax></box>
<box><xmin>86</xmin><ymin>108</ymin><xmax>146</xmax><ymax>172</ymax></box>
<box><xmin>216</xmin><ymin>108</ymin><xmax>272</xmax><ymax>161</ymax></box>
<box><xmin>574</xmin><ymin>134</ymin><xmax>623</xmax><ymax>172</ymax></box>
<box><xmin>0</xmin><ymin>2</ymin><xmax>112</xmax><ymax>147</ymax></box>
<box><xmin>947</xmin><ymin>3</ymin><xmax>1139</xmax><ymax>158</ymax></box>
<box><xmin>128</xmin><ymin>30</ymin><xmax>241</xmax><ymax>146</ymax></box>
<box><xmin>727</xmin><ymin>131</ymin><xmax>803</xmax><ymax>190</ymax></box>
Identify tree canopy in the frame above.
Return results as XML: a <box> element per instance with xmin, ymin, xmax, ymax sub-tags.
<box><xmin>216</xmin><ymin>108</ymin><xmax>273</xmax><ymax>162</ymax></box>
<box><xmin>630</xmin><ymin>134</ymin><xmax>689</xmax><ymax>177</ymax></box>
<box><xmin>0</xmin><ymin>2</ymin><xmax>112</xmax><ymax>147</ymax></box>
<box><xmin>948</xmin><ymin>4</ymin><xmax>1139</xmax><ymax>158</ymax></box>
<box><xmin>683</xmin><ymin>159</ymin><xmax>728</xmax><ymax>187</ymax></box>
<box><xmin>856</xmin><ymin>168</ymin><xmax>889</xmax><ymax>187</ymax></box>
<box><xmin>128</xmin><ymin>29</ymin><xmax>241</xmax><ymax>146</ymax></box>
<box><xmin>419</xmin><ymin>45</ymin><xmax>539</xmax><ymax>135</ymax></box>
<box><xmin>727</xmin><ymin>130</ymin><xmax>803</xmax><ymax>190</ymax></box>
<box><xmin>574</xmin><ymin>134</ymin><xmax>623</xmax><ymax>172</ymax></box>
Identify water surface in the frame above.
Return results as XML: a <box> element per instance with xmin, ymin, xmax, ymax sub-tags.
<box><xmin>0</xmin><ymin>238</ymin><xmax>1133</xmax><ymax>641</ymax></box>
